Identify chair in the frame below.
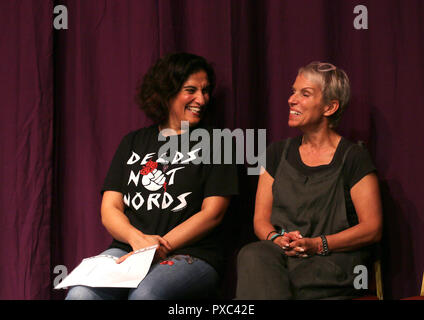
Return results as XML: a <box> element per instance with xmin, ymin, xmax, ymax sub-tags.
<box><xmin>400</xmin><ymin>272</ymin><xmax>424</xmax><ymax>300</ymax></box>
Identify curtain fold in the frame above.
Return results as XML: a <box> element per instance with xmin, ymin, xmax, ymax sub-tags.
<box><xmin>0</xmin><ymin>0</ymin><xmax>53</xmax><ymax>299</ymax></box>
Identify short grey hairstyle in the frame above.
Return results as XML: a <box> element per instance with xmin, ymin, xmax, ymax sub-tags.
<box><xmin>298</xmin><ymin>61</ymin><xmax>351</xmax><ymax>128</ymax></box>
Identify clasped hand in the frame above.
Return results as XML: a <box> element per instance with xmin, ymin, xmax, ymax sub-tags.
<box><xmin>116</xmin><ymin>233</ymin><xmax>172</xmax><ymax>264</ymax></box>
<box><xmin>272</xmin><ymin>231</ymin><xmax>320</xmax><ymax>258</ymax></box>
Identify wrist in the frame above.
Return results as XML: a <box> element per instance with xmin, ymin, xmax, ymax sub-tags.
<box><xmin>269</xmin><ymin>229</ymin><xmax>286</xmax><ymax>242</ymax></box>
<box><xmin>127</xmin><ymin>228</ymin><xmax>145</xmax><ymax>248</ymax></box>
<box><xmin>162</xmin><ymin>235</ymin><xmax>174</xmax><ymax>253</ymax></box>
<box><xmin>316</xmin><ymin>235</ymin><xmax>330</xmax><ymax>256</ymax></box>
<box><xmin>314</xmin><ymin>237</ymin><xmax>322</xmax><ymax>254</ymax></box>
<box><xmin>266</xmin><ymin>230</ymin><xmax>278</xmax><ymax>240</ymax></box>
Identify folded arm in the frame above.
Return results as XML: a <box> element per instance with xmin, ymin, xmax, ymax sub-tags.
<box><xmin>254</xmin><ymin>170</ymin><xmax>382</xmax><ymax>256</ymax></box>
<box><xmin>253</xmin><ymin>170</ymin><xmax>302</xmax><ymax>248</ymax></box>
<box><xmin>101</xmin><ymin>191</ymin><xmax>172</xmax><ymax>256</ymax></box>
<box><xmin>253</xmin><ymin>169</ymin><xmax>277</xmax><ymax>240</ymax></box>
<box><xmin>101</xmin><ymin>191</ymin><xmax>231</xmax><ymax>261</ymax></box>
<box><xmin>322</xmin><ymin>172</ymin><xmax>383</xmax><ymax>251</ymax></box>
<box><xmin>290</xmin><ymin>173</ymin><xmax>383</xmax><ymax>255</ymax></box>
<box><xmin>162</xmin><ymin>195</ymin><xmax>231</xmax><ymax>251</ymax></box>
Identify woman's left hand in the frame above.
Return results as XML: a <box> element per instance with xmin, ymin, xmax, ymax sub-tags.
<box><xmin>285</xmin><ymin>237</ymin><xmax>321</xmax><ymax>258</ymax></box>
<box><xmin>154</xmin><ymin>245</ymin><xmax>170</xmax><ymax>262</ymax></box>
<box><xmin>116</xmin><ymin>244</ymin><xmax>170</xmax><ymax>264</ymax></box>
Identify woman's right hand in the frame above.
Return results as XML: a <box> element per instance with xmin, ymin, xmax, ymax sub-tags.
<box><xmin>272</xmin><ymin>231</ymin><xmax>303</xmax><ymax>254</ymax></box>
<box><xmin>117</xmin><ymin>232</ymin><xmax>172</xmax><ymax>264</ymax></box>
<box><xmin>130</xmin><ymin>232</ymin><xmax>172</xmax><ymax>251</ymax></box>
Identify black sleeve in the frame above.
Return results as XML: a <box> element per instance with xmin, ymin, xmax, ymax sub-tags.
<box><xmin>344</xmin><ymin>144</ymin><xmax>377</xmax><ymax>189</ymax></box>
<box><xmin>101</xmin><ymin>132</ymin><xmax>133</xmax><ymax>195</ymax></box>
<box><xmin>265</xmin><ymin>140</ymin><xmax>286</xmax><ymax>178</ymax></box>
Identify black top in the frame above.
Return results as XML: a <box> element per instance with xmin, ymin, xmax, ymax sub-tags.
<box><xmin>265</xmin><ymin>136</ymin><xmax>376</xmax><ymax>226</ymax></box>
<box><xmin>101</xmin><ymin>124</ymin><xmax>239</xmax><ymax>275</ymax></box>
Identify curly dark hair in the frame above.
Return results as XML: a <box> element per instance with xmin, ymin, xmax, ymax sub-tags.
<box><xmin>135</xmin><ymin>52</ymin><xmax>216</xmax><ymax>124</ymax></box>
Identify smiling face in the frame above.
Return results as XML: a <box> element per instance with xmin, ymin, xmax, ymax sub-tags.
<box><xmin>165</xmin><ymin>70</ymin><xmax>210</xmax><ymax>131</ymax></box>
<box><xmin>288</xmin><ymin>73</ymin><xmax>333</xmax><ymax>130</ymax></box>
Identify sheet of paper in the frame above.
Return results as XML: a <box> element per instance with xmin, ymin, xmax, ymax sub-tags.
<box><xmin>55</xmin><ymin>245</ymin><xmax>157</xmax><ymax>289</ymax></box>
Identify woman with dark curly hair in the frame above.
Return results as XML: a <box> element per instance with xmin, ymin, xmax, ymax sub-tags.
<box><xmin>66</xmin><ymin>53</ymin><xmax>238</xmax><ymax>300</ymax></box>
<box><xmin>136</xmin><ymin>53</ymin><xmax>216</xmax><ymax>126</ymax></box>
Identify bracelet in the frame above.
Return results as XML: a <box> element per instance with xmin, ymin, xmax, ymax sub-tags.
<box><xmin>270</xmin><ymin>234</ymin><xmax>281</xmax><ymax>242</ymax></box>
<box><xmin>269</xmin><ymin>229</ymin><xmax>286</xmax><ymax>242</ymax></box>
<box><xmin>266</xmin><ymin>230</ymin><xmax>278</xmax><ymax>240</ymax></box>
<box><xmin>317</xmin><ymin>235</ymin><xmax>330</xmax><ymax>256</ymax></box>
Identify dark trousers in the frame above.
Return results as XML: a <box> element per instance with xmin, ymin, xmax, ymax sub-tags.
<box><xmin>235</xmin><ymin>241</ymin><xmax>292</xmax><ymax>299</ymax></box>
<box><xmin>235</xmin><ymin>241</ymin><xmax>362</xmax><ymax>300</ymax></box>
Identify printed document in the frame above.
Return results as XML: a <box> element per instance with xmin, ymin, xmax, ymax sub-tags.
<box><xmin>55</xmin><ymin>245</ymin><xmax>157</xmax><ymax>289</ymax></box>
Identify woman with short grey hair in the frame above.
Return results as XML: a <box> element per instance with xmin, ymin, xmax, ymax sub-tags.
<box><xmin>236</xmin><ymin>62</ymin><xmax>382</xmax><ymax>300</ymax></box>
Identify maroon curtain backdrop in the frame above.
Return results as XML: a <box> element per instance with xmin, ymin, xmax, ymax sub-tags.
<box><xmin>0</xmin><ymin>0</ymin><xmax>53</xmax><ymax>299</ymax></box>
<box><xmin>1</xmin><ymin>0</ymin><xmax>424</xmax><ymax>299</ymax></box>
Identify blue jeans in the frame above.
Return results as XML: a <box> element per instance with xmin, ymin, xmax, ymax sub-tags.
<box><xmin>65</xmin><ymin>248</ymin><xmax>219</xmax><ymax>300</ymax></box>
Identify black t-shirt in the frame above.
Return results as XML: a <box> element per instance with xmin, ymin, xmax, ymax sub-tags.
<box><xmin>101</xmin><ymin>124</ymin><xmax>239</xmax><ymax>275</ymax></box>
<box><xmin>265</xmin><ymin>136</ymin><xmax>376</xmax><ymax>226</ymax></box>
